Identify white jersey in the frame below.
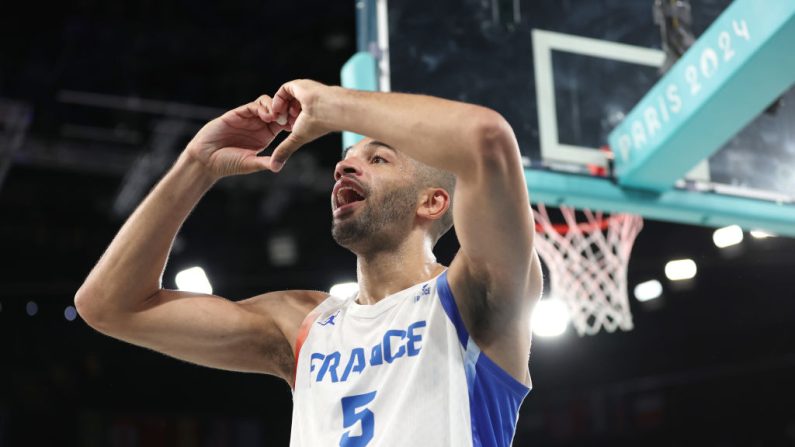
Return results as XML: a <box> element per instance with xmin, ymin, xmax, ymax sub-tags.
<box><xmin>289</xmin><ymin>270</ymin><xmax>531</xmax><ymax>447</ymax></box>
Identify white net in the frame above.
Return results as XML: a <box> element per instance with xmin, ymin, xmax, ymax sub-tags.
<box><xmin>533</xmin><ymin>204</ymin><xmax>644</xmax><ymax>336</ymax></box>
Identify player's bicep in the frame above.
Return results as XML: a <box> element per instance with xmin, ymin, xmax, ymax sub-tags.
<box><xmin>89</xmin><ymin>289</ymin><xmax>293</xmax><ymax>379</ymax></box>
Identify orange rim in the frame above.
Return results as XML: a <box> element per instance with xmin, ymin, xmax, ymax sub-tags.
<box><xmin>534</xmin><ymin>215</ymin><xmax>619</xmax><ymax>235</ymax></box>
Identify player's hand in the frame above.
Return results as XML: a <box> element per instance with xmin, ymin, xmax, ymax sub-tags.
<box><xmin>268</xmin><ymin>79</ymin><xmax>336</xmax><ymax>172</ymax></box>
<box><xmin>184</xmin><ymin>95</ymin><xmax>290</xmax><ymax>180</ymax></box>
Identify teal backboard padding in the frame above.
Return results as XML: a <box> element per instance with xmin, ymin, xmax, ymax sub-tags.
<box><xmin>340</xmin><ymin>52</ymin><xmax>378</xmax><ymax>150</ymax></box>
<box><xmin>525</xmin><ymin>169</ymin><xmax>795</xmax><ymax>237</ymax></box>
<box><xmin>608</xmin><ymin>0</ymin><xmax>795</xmax><ymax>192</ymax></box>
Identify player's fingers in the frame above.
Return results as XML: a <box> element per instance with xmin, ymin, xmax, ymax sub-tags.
<box><xmin>289</xmin><ymin>99</ymin><xmax>301</xmax><ymax>117</ymax></box>
<box><xmin>241</xmin><ymin>100</ymin><xmax>270</xmax><ymax>125</ymax></box>
<box><xmin>222</xmin><ymin>102</ymin><xmax>258</xmax><ymax>125</ymax></box>
<box><xmin>250</xmin><ymin>102</ymin><xmax>271</xmax><ymax>124</ymax></box>
<box><xmin>269</xmin><ymin>134</ymin><xmax>304</xmax><ymax>172</ymax></box>
<box><xmin>286</xmin><ymin>114</ymin><xmax>297</xmax><ymax>130</ymax></box>
<box><xmin>251</xmin><ymin>95</ymin><xmax>290</xmax><ymax>127</ymax></box>
<box><xmin>232</xmin><ymin>102</ymin><xmax>257</xmax><ymax>118</ymax></box>
<box><xmin>266</xmin><ymin>121</ymin><xmax>288</xmax><ymax>136</ymax></box>
<box><xmin>256</xmin><ymin>95</ymin><xmax>275</xmax><ymax>119</ymax></box>
<box><xmin>241</xmin><ymin>155</ymin><xmax>277</xmax><ymax>174</ymax></box>
<box><xmin>271</xmin><ymin>83</ymin><xmax>295</xmax><ymax>120</ymax></box>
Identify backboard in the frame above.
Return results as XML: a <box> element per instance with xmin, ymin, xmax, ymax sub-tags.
<box><xmin>344</xmin><ymin>0</ymin><xmax>795</xmax><ymax>237</ymax></box>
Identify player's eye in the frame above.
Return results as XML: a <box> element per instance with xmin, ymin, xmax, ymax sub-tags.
<box><xmin>371</xmin><ymin>155</ymin><xmax>388</xmax><ymax>164</ymax></box>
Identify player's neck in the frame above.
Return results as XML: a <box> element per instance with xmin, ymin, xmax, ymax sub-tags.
<box><xmin>354</xmin><ymin>233</ymin><xmax>443</xmax><ymax>305</ymax></box>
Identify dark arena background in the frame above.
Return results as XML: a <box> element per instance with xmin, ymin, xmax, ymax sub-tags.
<box><xmin>1</xmin><ymin>0</ymin><xmax>795</xmax><ymax>446</ymax></box>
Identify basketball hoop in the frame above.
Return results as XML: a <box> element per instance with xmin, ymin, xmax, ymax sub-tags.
<box><xmin>533</xmin><ymin>203</ymin><xmax>643</xmax><ymax>336</ymax></box>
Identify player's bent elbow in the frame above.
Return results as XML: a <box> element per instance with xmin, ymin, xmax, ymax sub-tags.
<box><xmin>73</xmin><ymin>288</ymin><xmax>121</xmax><ymax>332</ymax></box>
<box><xmin>74</xmin><ymin>284</ymin><xmax>99</xmax><ymax>319</ymax></box>
<box><xmin>74</xmin><ymin>289</ymin><xmax>110</xmax><ymax>331</ymax></box>
<box><xmin>73</xmin><ymin>286</ymin><xmax>147</xmax><ymax>333</ymax></box>
<box><xmin>470</xmin><ymin>110</ymin><xmax>519</xmax><ymax>169</ymax></box>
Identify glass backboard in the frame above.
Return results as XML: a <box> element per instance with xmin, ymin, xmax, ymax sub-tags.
<box><xmin>349</xmin><ymin>0</ymin><xmax>795</xmax><ymax>236</ymax></box>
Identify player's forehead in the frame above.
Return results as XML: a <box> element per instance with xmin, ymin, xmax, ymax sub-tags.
<box><xmin>342</xmin><ymin>138</ymin><xmax>401</xmax><ymax>160</ymax></box>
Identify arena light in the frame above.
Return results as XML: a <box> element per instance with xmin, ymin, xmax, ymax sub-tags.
<box><xmin>634</xmin><ymin>279</ymin><xmax>663</xmax><ymax>302</ymax></box>
<box><xmin>665</xmin><ymin>259</ymin><xmax>697</xmax><ymax>281</ymax></box>
<box><xmin>26</xmin><ymin>301</ymin><xmax>38</xmax><ymax>317</ymax></box>
<box><xmin>712</xmin><ymin>225</ymin><xmax>744</xmax><ymax>248</ymax></box>
<box><xmin>750</xmin><ymin>229</ymin><xmax>775</xmax><ymax>239</ymax></box>
<box><xmin>531</xmin><ymin>299</ymin><xmax>570</xmax><ymax>337</ymax></box>
<box><xmin>329</xmin><ymin>282</ymin><xmax>358</xmax><ymax>298</ymax></box>
<box><xmin>64</xmin><ymin>306</ymin><xmax>78</xmax><ymax>322</ymax></box>
<box><xmin>268</xmin><ymin>233</ymin><xmax>298</xmax><ymax>267</ymax></box>
<box><xmin>175</xmin><ymin>267</ymin><xmax>213</xmax><ymax>294</ymax></box>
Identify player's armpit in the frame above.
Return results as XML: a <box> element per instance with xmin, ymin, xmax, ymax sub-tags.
<box><xmin>77</xmin><ymin>288</ymin><xmax>327</xmax><ymax>384</ymax></box>
<box><xmin>447</xmin><ymin>249</ymin><xmax>542</xmax><ymax>386</ymax></box>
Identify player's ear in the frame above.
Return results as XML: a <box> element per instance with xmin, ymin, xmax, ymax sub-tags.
<box><xmin>416</xmin><ymin>187</ymin><xmax>450</xmax><ymax>222</ymax></box>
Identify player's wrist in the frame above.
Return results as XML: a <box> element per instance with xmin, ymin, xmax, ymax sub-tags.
<box><xmin>315</xmin><ymin>85</ymin><xmax>350</xmax><ymax>133</ymax></box>
<box><xmin>175</xmin><ymin>150</ymin><xmax>219</xmax><ymax>188</ymax></box>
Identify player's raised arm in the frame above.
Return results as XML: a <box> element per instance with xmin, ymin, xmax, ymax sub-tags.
<box><xmin>264</xmin><ymin>80</ymin><xmax>542</xmax><ymax>383</ymax></box>
<box><xmin>74</xmin><ymin>96</ymin><xmax>324</xmax><ymax>383</ymax></box>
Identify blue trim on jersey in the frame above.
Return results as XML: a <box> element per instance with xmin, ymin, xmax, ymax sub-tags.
<box><xmin>437</xmin><ymin>271</ymin><xmax>469</xmax><ymax>347</ymax></box>
<box><xmin>436</xmin><ymin>271</ymin><xmax>530</xmax><ymax>447</ymax></box>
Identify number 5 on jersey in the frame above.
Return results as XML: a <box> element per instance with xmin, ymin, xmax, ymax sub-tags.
<box><xmin>340</xmin><ymin>391</ymin><xmax>377</xmax><ymax>447</ymax></box>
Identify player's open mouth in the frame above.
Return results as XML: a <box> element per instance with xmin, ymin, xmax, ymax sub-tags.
<box><xmin>332</xmin><ymin>179</ymin><xmax>367</xmax><ymax>217</ymax></box>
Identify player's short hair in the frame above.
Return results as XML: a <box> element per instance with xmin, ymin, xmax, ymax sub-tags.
<box><xmin>410</xmin><ymin>159</ymin><xmax>456</xmax><ymax>245</ymax></box>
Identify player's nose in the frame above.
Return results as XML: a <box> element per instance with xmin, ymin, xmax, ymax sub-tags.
<box><xmin>334</xmin><ymin>158</ymin><xmax>364</xmax><ymax>181</ymax></box>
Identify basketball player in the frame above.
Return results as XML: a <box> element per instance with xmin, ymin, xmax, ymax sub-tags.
<box><xmin>75</xmin><ymin>79</ymin><xmax>543</xmax><ymax>446</ymax></box>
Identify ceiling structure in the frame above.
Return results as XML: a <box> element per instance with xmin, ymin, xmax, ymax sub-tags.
<box><xmin>0</xmin><ymin>0</ymin><xmax>793</xmax><ymax>445</ymax></box>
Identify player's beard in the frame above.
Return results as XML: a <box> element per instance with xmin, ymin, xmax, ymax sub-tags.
<box><xmin>332</xmin><ymin>181</ymin><xmax>418</xmax><ymax>254</ymax></box>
